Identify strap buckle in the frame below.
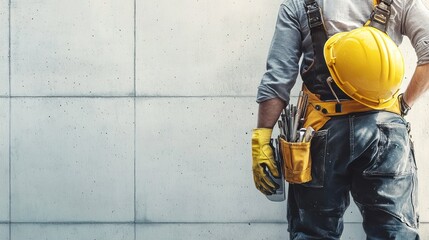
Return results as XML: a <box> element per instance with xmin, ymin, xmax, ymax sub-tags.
<box><xmin>369</xmin><ymin>0</ymin><xmax>392</xmax><ymax>32</ymax></box>
<box><xmin>305</xmin><ymin>2</ymin><xmax>323</xmax><ymax>28</ymax></box>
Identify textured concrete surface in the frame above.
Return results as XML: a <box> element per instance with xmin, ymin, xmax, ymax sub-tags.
<box><xmin>10</xmin><ymin>0</ymin><xmax>134</xmax><ymax>96</ymax></box>
<box><xmin>11</xmin><ymin>224</ymin><xmax>133</xmax><ymax>240</ymax></box>
<box><xmin>7</xmin><ymin>223</ymin><xmax>429</xmax><ymax>240</ymax></box>
<box><xmin>0</xmin><ymin>224</ymin><xmax>9</xmax><ymax>240</ymax></box>
<box><xmin>10</xmin><ymin>98</ymin><xmax>134</xmax><ymax>222</ymax></box>
<box><xmin>0</xmin><ymin>99</ymin><xmax>9</xmax><ymax>221</ymax></box>
<box><xmin>2</xmin><ymin>0</ymin><xmax>429</xmax><ymax>239</ymax></box>
<box><xmin>5</xmin><ymin>223</ymin><xmax>429</xmax><ymax>240</ymax></box>
<box><xmin>0</xmin><ymin>0</ymin><xmax>8</xmax><ymax>96</ymax></box>
<box><xmin>137</xmin><ymin>223</ymin><xmax>289</xmax><ymax>240</ymax></box>
<box><xmin>136</xmin><ymin>223</ymin><xmax>368</xmax><ymax>239</ymax></box>
<box><xmin>135</xmin><ymin>0</ymin><xmax>282</xmax><ymax>97</ymax></box>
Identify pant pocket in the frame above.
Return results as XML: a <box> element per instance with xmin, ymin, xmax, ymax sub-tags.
<box><xmin>303</xmin><ymin>129</ymin><xmax>328</xmax><ymax>188</ymax></box>
<box><xmin>360</xmin><ymin>122</ymin><xmax>418</xmax><ymax>228</ymax></box>
<box><xmin>363</xmin><ymin>123</ymin><xmax>412</xmax><ymax>177</ymax></box>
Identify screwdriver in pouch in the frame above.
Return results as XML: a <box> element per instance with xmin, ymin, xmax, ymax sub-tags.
<box><xmin>300</xmin><ymin>93</ymin><xmax>309</xmax><ymax>126</ymax></box>
<box><xmin>281</xmin><ymin>113</ymin><xmax>288</xmax><ymax>140</ymax></box>
<box><xmin>278</xmin><ymin>120</ymin><xmax>286</xmax><ymax>139</ymax></box>
<box><xmin>298</xmin><ymin>128</ymin><xmax>306</xmax><ymax>142</ymax></box>
<box><xmin>303</xmin><ymin>126</ymin><xmax>315</xmax><ymax>142</ymax></box>
<box><xmin>284</xmin><ymin>105</ymin><xmax>291</xmax><ymax>141</ymax></box>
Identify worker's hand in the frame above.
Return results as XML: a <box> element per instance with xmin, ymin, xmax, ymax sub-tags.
<box><xmin>399</xmin><ymin>93</ymin><xmax>411</xmax><ymax>116</ymax></box>
<box><xmin>251</xmin><ymin>128</ymin><xmax>280</xmax><ymax>195</ymax></box>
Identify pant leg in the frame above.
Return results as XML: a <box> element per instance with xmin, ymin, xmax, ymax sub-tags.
<box><xmin>350</xmin><ymin>112</ymin><xmax>419</xmax><ymax>240</ymax></box>
<box><xmin>287</xmin><ymin>116</ymin><xmax>352</xmax><ymax>240</ymax></box>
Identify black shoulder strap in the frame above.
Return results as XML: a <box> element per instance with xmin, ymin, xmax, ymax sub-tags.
<box><xmin>368</xmin><ymin>0</ymin><xmax>393</xmax><ymax>32</ymax></box>
<box><xmin>304</xmin><ymin>0</ymin><xmax>327</xmax><ymax>65</ymax></box>
<box><xmin>302</xmin><ymin>0</ymin><xmax>350</xmax><ymax>103</ymax></box>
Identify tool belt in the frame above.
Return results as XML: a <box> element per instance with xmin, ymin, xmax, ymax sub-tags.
<box><xmin>302</xmin><ymin>86</ymin><xmax>401</xmax><ymax>131</ymax></box>
<box><xmin>277</xmin><ymin>86</ymin><xmax>401</xmax><ymax>184</ymax></box>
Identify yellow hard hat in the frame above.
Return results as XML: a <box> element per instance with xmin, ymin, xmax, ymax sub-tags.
<box><xmin>323</xmin><ymin>26</ymin><xmax>404</xmax><ymax>109</ymax></box>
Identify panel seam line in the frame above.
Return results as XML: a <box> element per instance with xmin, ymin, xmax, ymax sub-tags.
<box><xmin>8</xmin><ymin>0</ymin><xmax>12</xmax><ymax>238</ymax></box>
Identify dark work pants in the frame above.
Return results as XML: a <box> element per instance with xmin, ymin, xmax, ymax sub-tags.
<box><xmin>287</xmin><ymin>111</ymin><xmax>419</xmax><ymax>240</ymax></box>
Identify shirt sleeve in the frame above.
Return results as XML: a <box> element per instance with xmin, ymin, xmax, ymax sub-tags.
<box><xmin>402</xmin><ymin>0</ymin><xmax>429</xmax><ymax>65</ymax></box>
<box><xmin>256</xmin><ymin>3</ymin><xmax>303</xmax><ymax>103</ymax></box>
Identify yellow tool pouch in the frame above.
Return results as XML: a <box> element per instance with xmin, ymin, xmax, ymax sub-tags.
<box><xmin>279</xmin><ymin>138</ymin><xmax>312</xmax><ymax>184</ymax></box>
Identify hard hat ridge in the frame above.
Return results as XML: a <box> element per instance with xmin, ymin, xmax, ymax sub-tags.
<box><xmin>323</xmin><ymin>26</ymin><xmax>404</xmax><ymax>109</ymax></box>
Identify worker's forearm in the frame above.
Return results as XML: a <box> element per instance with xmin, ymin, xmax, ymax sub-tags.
<box><xmin>257</xmin><ymin>98</ymin><xmax>286</xmax><ymax>128</ymax></box>
<box><xmin>403</xmin><ymin>63</ymin><xmax>429</xmax><ymax>107</ymax></box>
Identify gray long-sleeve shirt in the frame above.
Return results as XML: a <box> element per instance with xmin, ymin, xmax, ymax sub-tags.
<box><xmin>257</xmin><ymin>0</ymin><xmax>429</xmax><ymax>104</ymax></box>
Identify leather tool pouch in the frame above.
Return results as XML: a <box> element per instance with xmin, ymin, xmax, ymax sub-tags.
<box><xmin>279</xmin><ymin>138</ymin><xmax>312</xmax><ymax>184</ymax></box>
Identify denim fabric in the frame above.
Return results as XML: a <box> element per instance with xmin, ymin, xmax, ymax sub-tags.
<box><xmin>287</xmin><ymin>111</ymin><xmax>419</xmax><ymax>239</ymax></box>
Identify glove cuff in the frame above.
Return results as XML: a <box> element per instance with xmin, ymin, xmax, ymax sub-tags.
<box><xmin>252</xmin><ymin>128</ymin><xmax>273</xmax><ymax>143</ymax></box>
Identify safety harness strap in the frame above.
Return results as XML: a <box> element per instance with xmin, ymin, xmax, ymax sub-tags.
<box><xmin>302</xmin><ymin>0</ymin><xmax>347</xmax><ymax>101</ymax></box>
<box><xmin>303</xmin><ymin>0</ymin><xmax>328</xmax><ymax>76</ymax></box>
<box><xmin>369</xmin><ymin>0</ymin><xmax>393</xmax><ymax>32</ymax></box>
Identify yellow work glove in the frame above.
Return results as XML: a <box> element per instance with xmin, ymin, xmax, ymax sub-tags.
<box><xmin>251</xmin><ymin>128</ymin><xmax>280</xmax><ymax>195</ymax></box>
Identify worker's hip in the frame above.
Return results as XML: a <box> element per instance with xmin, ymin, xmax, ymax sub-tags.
<box><xmin>292</xmin><ymin>110</ymin><xmax>418</xmax><ymax>228</ymax></box>
<box><xmin>304</xmin><ymin>110</ymin><xmax>414</xmax><ymax>187</ymax></box>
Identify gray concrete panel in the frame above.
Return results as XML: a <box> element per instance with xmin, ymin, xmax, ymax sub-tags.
<box><xmin>137</xmin><ymin>223</ymin><xmax>288</xmax><ymax>240</ymax></box>
<box><xmin>10</xmin><ymin>0</ymin><xmax>134</xmax><ymax>96</ymax></box>
<box><xmin>343</xmin><ymin>197</ymin><xmax>363</xmax><ymax>223</ymax></box>
<box><xmin>420</xmin><ymin>223</ymin><xmax>429</xmax><ymax>237</ymax></box>
<box><xmin>136</xmin><ymin>0</ymin><xmax>281</xmax><ymax>97</ymax></box>
<box><xmin>0</xmin><ymin>0</ymin><xmax>8</xmax><ymax>96</ymax></box>
<box><xmin>11</xmin><ymin>224</ymin><xmax>133</xmax><ymax>240</ymax></box>
<box><xmin>399</xmin><ymin>37</ymin><xmax>418</xmax><ymax>93</ymax></box>
<box><xmin>136</xmin><ymin>97</ymin><xmax>287</xmax><ymax>222</ymax></box>
<box><xmin>7</xmin><ymin>223</ymin><xmax>429</xmax><ymax>240</ymax></box>
<box><xmin>341</xmin><ymin>224</ymin><xmax>367</xmax><ymax>239</ymax></box>
<box><xmin>136</xmin><ymin>223</ymin><xmax>368</xmax><ymax>240</ymax></box>
<box><xmin>0</xmin><ymin>99</ymin><xmax>9</xmax><ymax>221</ymax></box>
<box><xmin>11</xmin><ymin>98</ymin><xmax>134</xmax><ymax>221</ymax></box>
<box><xmin>0</xmin><ymin>224</ymin><xmax>9</xmax><ymax>240</ymax></box>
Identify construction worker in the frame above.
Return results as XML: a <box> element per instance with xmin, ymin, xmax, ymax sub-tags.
<box><xmin>251</xmin><ymin>0</ymin><xmax>429</xmax><ymax>239</ymax></box>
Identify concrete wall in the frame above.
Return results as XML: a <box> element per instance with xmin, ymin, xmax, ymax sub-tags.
<box><xmin>1</xmin><ymin>0</ymin><xmax>429</xmax><ymax>239</ymax></box>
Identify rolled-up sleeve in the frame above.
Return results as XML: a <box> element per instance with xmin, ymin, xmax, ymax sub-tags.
<box><xmin>402</xmin><ymin>0</ymin><xmax>429</xmax><ymax>65</ymax></box>
<box><xmin>256</xmin><ymin>3</ymin><xmax>303</xmax><ymax>103</ymax></box>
